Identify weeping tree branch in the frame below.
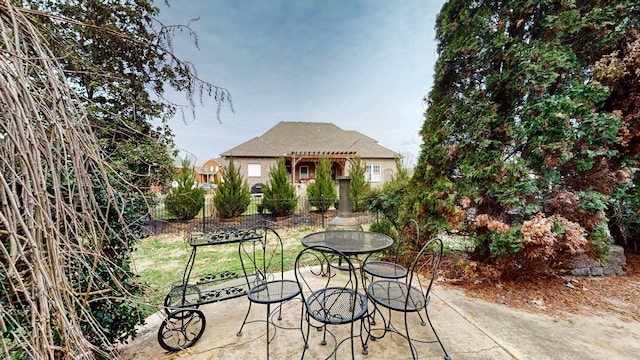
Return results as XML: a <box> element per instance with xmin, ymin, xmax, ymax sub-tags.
<box><xmin>12</xmin><ymin>2</ymin><xmax>233</xmax><ymax>123</ymax></box>
<box><xmin>1</xmin><ymin>2</ymin><xmax>137</xmax><ymax>358</ymax></box>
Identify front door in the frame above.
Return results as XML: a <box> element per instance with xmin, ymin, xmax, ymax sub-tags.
<box><xmin>299</xmin><ymin>166</ymin><xmax>309</xmax><ymax>180</ymax></box>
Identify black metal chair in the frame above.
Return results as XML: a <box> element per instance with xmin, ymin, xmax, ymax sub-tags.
<box><xmin>366</xmin><ymin>237</ymin><xmax>451</xmax><ymax>360</ymax></box>
<box><xmin>362</xmin><ymin>219</ymin><xmax>426</xmax><ymax>328</ymax></box>
<box><xmin>362</xmin><ymin>219</ymin><xmax>420</xmax><ymax>284</ymax></box>
<box><xmin>295</xmin><ymin>245</ymin><xmax>369</xmax><ymax>359</ymax></box>
<box><xmin>237</xmin><ymin>225</ymin><xmax>302</xmax><ymax>360</ymax></box>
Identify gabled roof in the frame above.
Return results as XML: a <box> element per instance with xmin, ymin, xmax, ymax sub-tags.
<box><xmin>220</xmin><ymin>121</ymin><xmax>399</xmax><ymax>159</ymax></box>
<box><xmin>214</xmin><ymin>157</ymin><xmax>228</xmax><ymax>167</ymax></box>
<box><xmin>199</xmin><ymin>157</ymin><xmax>224</xmax><ymax>168</ymax></box>
<box><xmin>195</xmin><ymin>158</ymin><xmax>227</xmax><ymax>175</ymax></box>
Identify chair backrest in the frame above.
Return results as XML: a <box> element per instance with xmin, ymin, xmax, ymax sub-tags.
<box><xmin>404</xmin><ymin>219</ymin><xmax>420</xmax><ymax>245</ymax></box>
<box><xmin>373</xmin><ymin>219</ymin><xmax>420</xmax><ymax>266</ymax></box>
<box><xmin>393</xmin><ymin>219</ymin><xmax>421</xmax><ymax>265</ymax></box>
<box><xmin>294</xmin><ymin>245</ymin><xmax>362</xmax><ymax>323</ymax></box>
<box><xmin>406</xmin><ymin>237</ymin><xmax>444</xmax><ymax>305</ymax></box>
<box><xmin>238</xmin><ymin>225</ymin><xmax>285</xmax><ymax>289</ymax></box>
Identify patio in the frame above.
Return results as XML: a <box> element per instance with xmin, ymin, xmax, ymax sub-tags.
<box><xmin>120</xmin><ymin>267</ymin><xmax>466</xmax><ymax>359</ymax></box>
<box><xmin>117</xmin><ymin>266</ymin><xmax>640</xmax><ymax>359</ymax></box>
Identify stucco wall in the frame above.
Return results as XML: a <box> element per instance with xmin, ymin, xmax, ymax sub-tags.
<box><xmin>229</xmin><ymin>156</ymin><xmax>398</xmax><ymax>189</ymax></box>
<box><xmin>233</xmin><ymin>157</ymin><xmax>277</xmax><ymax>187</ymax></box>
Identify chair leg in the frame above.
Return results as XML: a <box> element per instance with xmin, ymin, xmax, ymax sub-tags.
<box><xmin>277</xmin><ymin>301</ymin><xmax>283</xmax><ymax>320</ymax></box>
<box><xmin>418</xmin><ymin>307</ymin><xmax>427</xmax><ymax>326</ymax></box>
<box><xmin>237</xmin><ymin>301</ymin><xmax>253</xmax><ymax>336</ymax></box>
<box><xmin>321</xmin><ymin>325</ymin><xmax>328</xmax><ymax>345</ymax></box>
<box><xmin>266</xmin><ymin>303</ymin><xmax>271</xmax><ymax>360</ymax></box>
<box><xmin>367</xmin><ymin>305</ymin><xmax>385</xmax><ymax>341</ymax></box>
<box><xmin>301</xmin><ymin>313</ymin><xmax>311</xmax><ymax>359</ymax></box>
<box><xmin>350</xmin><ymin>322</ymin><xmax>355</xmax><ymax>359</ymax></box>
<box><xmin>425</xmin><ymin>307</ymin><xmax>451</xmax><ymax>360</ymax></box>
<box><xmin>299</xmin><ymin>301</ymin><xmax>307</xmax><ymax>348</ymax></box>
<box><xmin>404</xmin><ymin>311</ymin><xmax>418</xmax><ymax>360</ymax></box>
<box><xmin>359</xmin><ymin>317</ymin><xmax>369</xmax><ymax>355</ymax></box>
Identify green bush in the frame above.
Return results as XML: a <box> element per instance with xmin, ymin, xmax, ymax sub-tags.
<box><xmin>369</xmin><ymin>218</ymin><xmax>394</xmax><ymax>237</ymax></box>
<box><xmin>263</xmin><ymin>158</ymin><xmax>298</xmax><ymax>216</ymax></box>
<box><xmin>165</xmin><ymin>159</ymin><xmax>205</xmax><ymax>220</ymax></box>
<box><xmin>213</xmin><ymin>158</ymin><xmax>251</xmax><ymax>217</ymax></box>
<box><xmin>487</xmin><ymin>225</ymin><xmax>524</xmax><ymax>257</ymax></box>
<box><xmin>609</xmin><ymin>178</ymin><xmax>640</xmax><ymax>252</ymax></box>
<box><xmin>366</xmin><ymin>162</ymin><xmax>408</xmax><ymax>230</ymax></box>
<box><xmin>307</xmin><ymin>157</ymin><xmax>337</xmax><ymax>211</ymax></box>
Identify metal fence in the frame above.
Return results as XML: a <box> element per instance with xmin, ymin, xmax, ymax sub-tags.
<box><xmin>144</xmin><ymin>194</ymin><xmax>378</xmax><ymax>236</ymax></box>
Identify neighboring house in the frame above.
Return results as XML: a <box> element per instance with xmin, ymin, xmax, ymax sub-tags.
<box><xmin>194</xmin><ymin>157</ymin><xmax>226</xmax><ymax>184</ymax></box>
<box><xmin>219</xmin><ymin>121</ymin><xmax>400</xmax><ymax>189</ymax></box>
<box><xmin>173</xmin><ymin>155</ymin><xmax>226</xmax><ymax>185</ymax></box>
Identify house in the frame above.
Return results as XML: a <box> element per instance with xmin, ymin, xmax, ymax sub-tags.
<box><xmin>194</xmin><ymin>157</ymin><xmax>226</xmax><ymax>184</ymax></box>
<box><xmin>219</xmin><ymin>121</ymin><xmax>400</xmax><ymax>189</ymax></box>
<box><xmin>172</xmin><ymin>155</ymin><xmax>225</xmax><ymax>185</ymax></box>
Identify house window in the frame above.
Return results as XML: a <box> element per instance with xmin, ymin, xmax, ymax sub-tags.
<box><xmin>248</xmin><ymin>163</ymin><xmax>261</xmax><ymax>177</ymax></box>
<box><xmin>299</xmin><ymin>166</ymin><xmax>309</xmax><ymax>179</ymax></box>
<box><xmin>365</xmin><ymin>164</ymin><xmax>381</xmax><ymax>182</ymax></box>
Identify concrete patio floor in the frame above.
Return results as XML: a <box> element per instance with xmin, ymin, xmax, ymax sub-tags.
<box><xmin>118</xmin><ymin>268</ymin><xmax>640</xmax><ymax>359</ymax></box>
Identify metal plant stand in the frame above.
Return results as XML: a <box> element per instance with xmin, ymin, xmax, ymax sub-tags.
<box><xmin>157</xmin><ymin>228</ymin><xmax>263</xmax><ymax>351</ymax></box>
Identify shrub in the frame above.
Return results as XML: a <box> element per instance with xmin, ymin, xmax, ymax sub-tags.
<box><xmin>607</xmin><ymin>170</ymin><xmax>640</xmax><ymax>253</ymax></box>
<box><xmin>348</xmin><ymin>156</ymin><xmax>371</xmax><ymax>212</ymax></box>
<box><xmin>366</xmin><ymin>170</ymin><xmax>407</xmax><ymax>230</ymax></box>
<box><xmin>263</xmin><ymin>158</ymin><xmax>298</xmax><ymax>216</ymax></box>
<box><xmin>165</xmin><ymin>159</ymin><xmax>205</xmax><ymax>220</ymax></box>
<box><xmin>368</xmin><ymin>218</ymin><xmax>394</xmax><ymax>237</ymax></box>
<box><xmin>214</xmin><ymin>158</ymin><xmax>251</xmax><ymax>217</ymax></box>
<box><xmin>307</xmin><ymin>157</ymin><xmax>337</xmax><ymax>211</ymax></box>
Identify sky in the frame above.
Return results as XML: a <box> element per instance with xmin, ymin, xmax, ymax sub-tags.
<box><xmin>156</xmin><ymin>0</ymin><xmax>446</xmax><ymax>167</ymax></box>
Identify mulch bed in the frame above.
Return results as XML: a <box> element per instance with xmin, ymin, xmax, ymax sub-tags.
<box><xmin>439</xmin><ymin>252</ymin><xmax>640</xmax><ymax>321</ymax></box>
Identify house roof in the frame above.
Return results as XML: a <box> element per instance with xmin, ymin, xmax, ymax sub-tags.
<box><xmin>195</xmin><ymin>158</ymin><xmax>227</xmax><ymax>175</ymax></box>
<box><xmin>198</xmin><ymin>158</ymin><xmax>224</xmax><ymax>168</ymax></box>
<box><xmin>220</xmin><ymin>121</ymin><xmax>399</xmax><ymax>159</ymax></box>
<box><xmin>214</xmin><ymin>157</ymin><xmax>228</xmax><ymax>167</ymax></box>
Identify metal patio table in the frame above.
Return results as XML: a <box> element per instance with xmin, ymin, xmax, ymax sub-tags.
<box><xmin>301</xmin><ymin>230</ymin><xmax>394</xmax><ymax>256</ymax></box>
<box><xmin>301</xmin><ymin>230</ymin><xmax>394</xmax><ymax>275</ymax></box>
<box><xmin>157</xmin><ymin>228</ymin><xmax>263</xmax><ymax>351</ymax></box>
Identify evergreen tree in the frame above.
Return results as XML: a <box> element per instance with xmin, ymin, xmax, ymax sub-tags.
<box><xmin>412</xmin><ymin>0</ymin><xmax>640</xmax><ymax>270</ymax></box>
<box><xmin>348</xmin><ymin>156</ymin><xmax>371</xmax><ymax>212</ymax></box>
<box><xmin>307</xmin><ymin>157</ymin><xmax>337</xmax><ymax>211</ymax></box>
<box><xmin>263</xmin><ymin>158</ymin><xmax>298</xmax><ymax>216</ymax></box>
<box><xmin>165</xmin><ymin>159</ymin><xmax>205</xmax><ymax>220</ymax></box>
<box><xmin>214</xmin><ymin>159</ymin><xmax>251</xmax><ymax>217</ymax></box>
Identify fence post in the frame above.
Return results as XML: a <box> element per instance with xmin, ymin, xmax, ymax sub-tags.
<box><xmin>320</xmin><ymin>195</ymin><xmax>325</xmax><ymax>228</ymax></box>
<box><xmin>201</xmin><ymin>196</ymin><xmax>206</xmax><ymax>232</ymax></box>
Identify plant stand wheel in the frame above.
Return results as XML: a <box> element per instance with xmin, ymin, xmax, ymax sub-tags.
<box><xmin>157</xmin><ymin>308</ymin><xmax>206</xmax><ymax>351</ymax></box>
<box><xmin>163</xmin><ymin>284</ymin><xmax>201</xmax><ymax>319</ymax></box>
